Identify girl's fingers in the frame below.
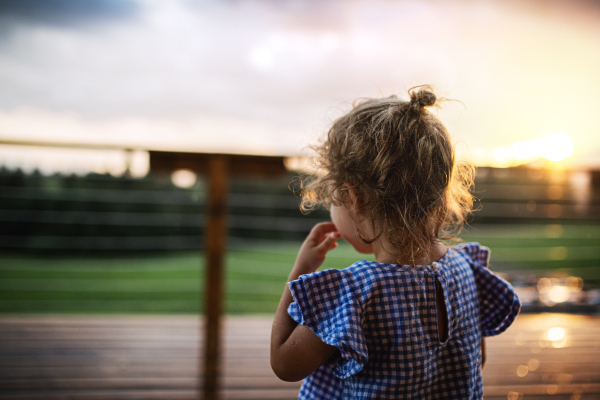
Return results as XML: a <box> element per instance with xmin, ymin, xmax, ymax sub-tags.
<box><xmin>310</xmin><ymin>222</ymin><xmax>337</xmax><ymax>236</ymax></box>
<box><xmin>308</xmin><ymin>222</ymin><xmax>338</xmax><ymax>243</ymax></box>
<box><xmin>296</xmin><ymin>229</ymin><xmax>340</xmax><ymax>274</ymax></box>
<box><xmin>315</xmin><ymin>231</ymin><xmax>340</xmax><ymax>253</ymax></box>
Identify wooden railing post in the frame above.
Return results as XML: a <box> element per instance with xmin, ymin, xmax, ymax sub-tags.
<box><xmin>202</xmin><ymin>154</ymin><xmax>229</xmax><ymax>400</ymax></box>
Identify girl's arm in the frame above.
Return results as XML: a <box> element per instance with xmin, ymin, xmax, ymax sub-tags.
<box><xmin>270</xmin><ymin>222</ymin><xmax>340</xmax><ymax>382</ymax></box>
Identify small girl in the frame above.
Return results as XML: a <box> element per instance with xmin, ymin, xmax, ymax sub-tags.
<box><xmin>270</xmin><ymin>86</ymin><xmax>520</xmax><ymax>399</ymax></box>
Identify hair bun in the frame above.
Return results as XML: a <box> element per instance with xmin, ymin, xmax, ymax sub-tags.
<box><xmin>410</xmin><ymin>88</ymin><xmax>436</xmax><ymax>109</ymax></box>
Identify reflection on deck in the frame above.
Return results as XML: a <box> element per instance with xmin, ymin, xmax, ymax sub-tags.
<box><xmin>0</xmin><ymin>313</ymin><xmax>598</xmax><ymax>399</ymax></box>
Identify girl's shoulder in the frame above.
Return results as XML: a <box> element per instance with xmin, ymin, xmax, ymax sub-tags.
<box><xmin>450</xmin><ymin>242</ymin><xmax>521</xmax><ymax>336</ymax></box>
<box><xmin>340</xmin><ymin>242</ymin><xmax>490</xmax><ymax>271</ymax></box>
<box><xmin>339</xmin><ymin>241</ymin><xmax>490</xmax><ymax>277</ymax></box>
<box><xmin>449</xmin><ymin>242</ymin><xmax>490</xmax><ymax>268</ymax></box>
<box><xmin>297</xmin><ymin>241</ymin><xmax>493</xmax><ymax>295</ymax></box>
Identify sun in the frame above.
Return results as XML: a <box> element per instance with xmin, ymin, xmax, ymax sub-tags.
<box><xmin>540</xmin><ymin>133</ymin><xmax>574</xmax><ymax>162</ymax></box>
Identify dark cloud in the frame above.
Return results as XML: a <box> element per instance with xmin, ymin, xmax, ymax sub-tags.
<box><xmin>0</xmin><ymin>0</ymin><xmax>138</xmax><ymax>28</ymax></box>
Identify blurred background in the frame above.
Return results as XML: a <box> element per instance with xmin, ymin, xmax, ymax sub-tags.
<box><xmin>0</xmin><ymin>0</ymin><xmax>599</xmax><ymax>399</ymax></box>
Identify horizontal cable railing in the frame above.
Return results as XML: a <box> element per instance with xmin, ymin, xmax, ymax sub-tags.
<box><xmin>0</xmin><ymin>235</ymin><xmax>201</xmax><ymax>250</ymax></box>
<box><xmin>0</xmin><ymin>212</ymin><xmax>319</xmax><ymax>231</ymax></box>
<box><xmin>0</xmin><ymin>186</ymin><xmax>301</xmax><ymax>209</ymax></box>
<box><xmin>1</xmin><ymin>168</ymin><xmax>599</xmax><ymax>252</ymax></box>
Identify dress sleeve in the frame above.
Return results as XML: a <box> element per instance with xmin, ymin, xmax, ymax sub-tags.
<box><xmin>465</xmin><ymin>243</ymin><xmax>521</xmax><ymax>337</ymax></box>
<box><xmin>287</xmin><ymin>268</ymin><xmax>367</xmax><ymax>379</ymax></box>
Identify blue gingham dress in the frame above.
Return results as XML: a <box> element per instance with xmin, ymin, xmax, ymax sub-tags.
<box><xmin>287</xmin><ymin>242</ymin><xmax>520</xmax><ymax>399</ymax></box>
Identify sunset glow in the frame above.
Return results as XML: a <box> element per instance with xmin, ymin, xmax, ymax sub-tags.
<box><xmin>483</xmin><ymin>133</ymin><xmax>575</xmax><ymax>168</ymax></box>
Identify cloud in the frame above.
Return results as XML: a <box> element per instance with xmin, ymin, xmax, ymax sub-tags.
<box><xmin>0</xmin><ymin>106</ymin><xmax>305</xmax><ymax>156</ymax></box>
<box><xmin>0</xmin><ymin>0</ymin><xmax>599</xmax><ymax>167</ymax></box>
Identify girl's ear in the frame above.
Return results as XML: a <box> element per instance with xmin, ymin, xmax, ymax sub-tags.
<box><xmin>345</xmin><ymin>185</ymin><xmax>362</xmax><ymax>216</ymax></box>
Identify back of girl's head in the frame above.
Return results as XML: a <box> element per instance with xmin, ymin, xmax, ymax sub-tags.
<box><xmin>301</xmin><ymin>86</ymin><xmax>474</xmax><ymax>256</ymax></box>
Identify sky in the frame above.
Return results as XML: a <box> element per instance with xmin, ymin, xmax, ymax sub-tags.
<box><xmin>0</xmin><ymin>0</ymin><xmax>599</xmax><ymax>175</ymax></box>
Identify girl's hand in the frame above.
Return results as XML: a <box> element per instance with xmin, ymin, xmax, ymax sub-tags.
<box><xmin>271</xmin><ymin>221</ymin><xmax>340</xmax><ymax>382</ymax></box>
<box><xmin>291</xmin><ymin>222</ymin><xmax>340</xmax><ymax>278</ymax></box>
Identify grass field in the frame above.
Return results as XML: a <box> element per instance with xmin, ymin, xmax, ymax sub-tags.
<box><xmin>1</xmin><ymin>223</ymin><xmax>599</xmax><ymax>314</ymax></box>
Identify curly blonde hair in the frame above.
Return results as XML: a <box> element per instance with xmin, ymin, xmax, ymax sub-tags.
<box><xmin>300</xmin><ymin>86</ymin><xmax>475</xmax><ymax>258</ymax></box>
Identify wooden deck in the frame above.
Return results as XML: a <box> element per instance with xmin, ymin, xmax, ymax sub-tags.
<box><xmin>0</xmin><ymin>314</ymin><xmax>598</xmax><ymax>399</ymax></box>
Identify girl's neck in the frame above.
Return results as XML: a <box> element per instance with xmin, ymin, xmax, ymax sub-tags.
<box><xmin>373</xmin><ymin>238</ymin><xmax>448</xmax><ymax>266</ymax></box>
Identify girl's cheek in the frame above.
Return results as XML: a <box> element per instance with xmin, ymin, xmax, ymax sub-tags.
<box><xmin>330</xmin><ymin>204</ymin><xmax>352</xmax><ymax>236</ymax></box>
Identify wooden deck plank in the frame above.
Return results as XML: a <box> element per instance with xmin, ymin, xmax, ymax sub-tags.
<box><xmin>0</xmin><ymin>314</ymin><xmax>598</xmax><ymax>399</ymax></box>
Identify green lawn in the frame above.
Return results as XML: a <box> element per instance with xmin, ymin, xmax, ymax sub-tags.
<box><xmin>461</xmin><ymin>223</ymin><xmax>600</xmax><ymax>285</ymax></box>
<box><xmin>1</xmin><ymin>223</ymin><xmax>598</xmax><ymax>314</ymax></box>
